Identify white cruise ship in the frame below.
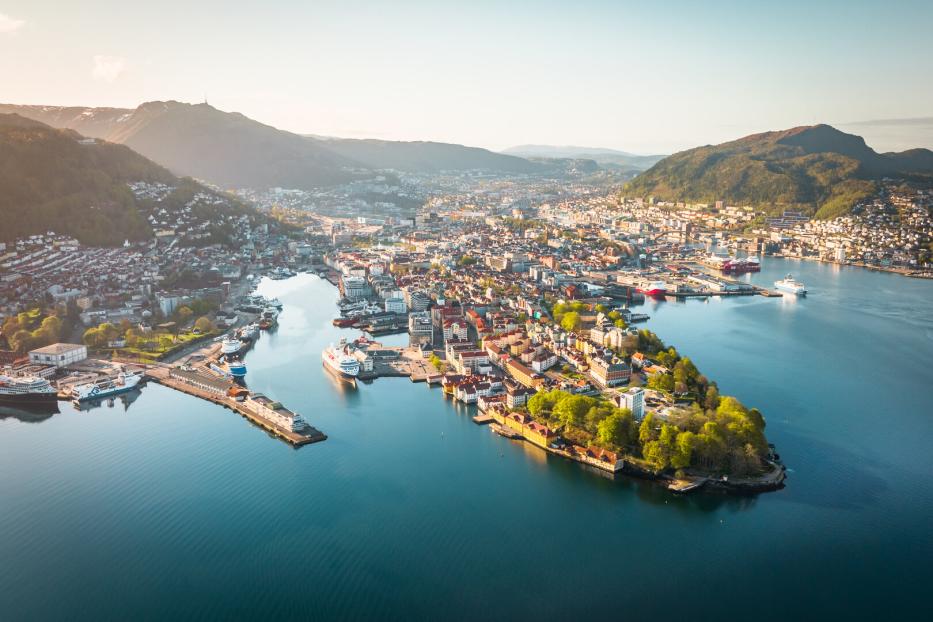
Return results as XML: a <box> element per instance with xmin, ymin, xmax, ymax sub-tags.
<box><xmin>71</xmin><ymin>370</ymin><xmax>143</xmax><ymax>401</ymax></box>
<box><xmin>0</xmin><ymin>375</ymin><xmax>58</xmax><ymax>405</ymax></box>
<box><xmin>322</xmin><ymin>339</ymin><xmax>361</xmax><ymax>383</ymax></box>
<box><xmin>774</xmin><ymin>274</ymin><xmax>807</xmax><ymax>295</ymax></box>
<box><xmin>221</xmin><ymin>336</ymin><xmax>242</xmax><ymax>355</ymax></box>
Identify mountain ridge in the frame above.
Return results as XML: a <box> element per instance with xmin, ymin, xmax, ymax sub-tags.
<box><xmin>623</xmin><ymin>124</ymin><xmax>933</xmax><ymax>218</ymax></box>
<box><xmin>0</xmin><ymin>101</ymin><xmax>554</xmax><ymax>186</ymax></box>
<box><xmin>0</xmin><ymin>113</ymin><xmax>266</xmax><ymax>246</ymax></box>
<box><xmin>502</xmin><ymin>144</ymin><xmax>665</xmax><ymax>171</ymax></box>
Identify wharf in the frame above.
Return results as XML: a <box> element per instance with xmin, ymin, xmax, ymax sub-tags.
<box><xmin>141</xmin><ymin>331</ymin><xmax>326</xmax><ymax>448</ymax></box>
<box><xmin>667</xmin><ymin>477</ymin><xmax>709</xmax><ymax>494</ymax></box>
<box><xmin>364</xmin><ymin>346</ymin><xmax>435</xmax><ymax>381</ymax></box>
<box><xmin>472</xmin><ymin>413</ymin><xmax>494</xmax><ymax>425</ymax></box>
<box><xmin>490</xmin><ymin>422</ymin><xmax>522</xmax><ymax>439</ymax></box>
<box><xmin>148</xmin><ymin>372</ymin><xmax>325</xmax><ymax>447</ymax></box>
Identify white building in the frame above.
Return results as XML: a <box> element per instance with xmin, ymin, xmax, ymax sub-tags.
<box><xmin>618</xmin><ymin>387</ymin><xmax>645</xmax><ymax>420</ymax></box>
<box><xmin>245</xmin><ymin>394</ymin><xmax>306</xmax><ymax>433</ymax></box>
<box><xmin>28</xmin><ymin>343</ymin><xmax>87</xmax><ymax>368</ymax></box>
<box><xmin>443</xmin><ymin>319</ymin><xmax>469</xmax><ymax>342</ymax></box>
<box><xmin>385</xmin><ymin>297</ymin><xmax>407</xmax><ymax>314</ymax></box>
<box><xmin>342</xmin><ymin>275</ymin><xmax>369</xmax><ymax>300</ymax></box>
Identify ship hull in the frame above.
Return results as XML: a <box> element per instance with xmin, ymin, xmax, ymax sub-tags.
<box><xmin>323</xmin><ymin>360</ymin><xmax>358</xmax><ymax>386</ymax></box>
<box><xmin>636</xmin><ymin>288</ymin><xmax>666</xmax><ymax>297</ymax></box>
<box><xmin>0</xmin><ymin>392</ymin><xmax>59</xmax><ymax>405</ymax></box>
<box><xmin>73</xmin><ymin>385</ymin><xmax>139</xmax><ymax>402</ymax></box>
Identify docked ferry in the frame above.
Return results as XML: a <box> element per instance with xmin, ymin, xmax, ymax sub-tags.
<box><xmin>221</xmin><ymin>336</ymin><xmax>242</xmax><ymax>356</ymax></box>
<box><xmin>322</xmin><ymin>339</ymin><xmax>361</xmax><ymax>383</ymax></box>
<box><xmin>636</xmin><ymin>280</ymin><xmax>667</xmax><ymax>297</ymax></box>
<box><xmin>774</xmin><ymin>274</ymin><xmax>807</xmax><ymax>295</ymax></box>
<box><xmin>0</xmin><ymin>375</ymin><xmax>58</xmax><ymax>405</ymax></box>
<box><xmin>71</xmin><ymin>370</ymin><xmax>143</xmax><ymax>401</ymax></box>
<box><xmin>210</xmin><ymin>358</ymin><xmax>247</xmax><ymax>379</ymax></box>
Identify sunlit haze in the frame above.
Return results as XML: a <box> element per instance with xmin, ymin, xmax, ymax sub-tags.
<box><xmin>2</xmin><ymin>0</ymin><xmax>932</xmax><ymax>153</ymax></box>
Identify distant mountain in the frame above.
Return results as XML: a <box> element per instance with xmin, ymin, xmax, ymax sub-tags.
<box><xmin>320</xmin><ymin>138</ymin><xmax>545</xmax><ymax>174</ymax></box>
<box><xmin>0</xmin><ymin>113</ymin><xmax>264</xmax><ymax>246</ymax></box>
<box><xmin>0</xmin><ymin>102</ymin><xmax>552</xmax><ymax>187</ymax></box>
<box><xmin>502</xmin><ymin>144</ymin><xmax>666</xmax><ymax>171</ymax></box>
<box><xmin>623</xmin><ymin>124</ymin><xmax>933</xmax><ymax>218</ymax></box>
<box><xmin>0</xmin><ymin>101</ymin><xmax>362</xmax><ymax>190</ymax></box>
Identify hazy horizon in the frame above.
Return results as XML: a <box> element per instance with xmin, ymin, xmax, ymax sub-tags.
<box><xmin>2</xmin><ymin>0</ymin><xmax>932</xmax><ymax>153</ymax></box>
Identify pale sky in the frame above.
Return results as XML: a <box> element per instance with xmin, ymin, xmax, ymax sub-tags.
<box><xmin>2</xmin><ymin>0</ymin><xmax>932</xmax><ymax>154</ymax></box>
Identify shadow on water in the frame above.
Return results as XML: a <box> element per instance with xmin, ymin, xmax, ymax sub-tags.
<box><xmin>72</xmin><ymin>389</ymin><xmax>144</xmax><ymax>413</ymax></box>
<box><xmin>0</xmin><ymin>401</ymin><xmax>61</xmax><ymax>424</ymax></box>
<box><xmin>503</xmin><ymin>426</ymin><xmax>762</xmax><ymax>513</ymax></box>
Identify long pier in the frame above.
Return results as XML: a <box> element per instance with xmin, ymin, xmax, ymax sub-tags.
<box><xmin>146</xmin><ymin>368</ymin><xmax>325</xmax><ymax>447</ymax></box>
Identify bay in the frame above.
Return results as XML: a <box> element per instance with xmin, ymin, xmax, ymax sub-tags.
<box><xmin>1</xmin><ymin>258</ymin><xmax>931</xmax><ymax>620</ymax></box>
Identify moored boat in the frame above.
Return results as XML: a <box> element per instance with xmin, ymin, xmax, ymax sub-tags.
<box><xmin>774</xmin><ymin>274</ymin><xmax>807</xmax><ymax>295</ymax></box>
<box><xmin>322</xmin><ymin>339</ymin><xmax>361</xmax><ymax>384</ymax></box>
<box><xmin>0</xmin><ymin>375</ymin><xmax>58</xmax><ymax>405</ymax></box>
<box><xmin>221</xmin><ymin>336</ymin><xmax>242</xmax><ymax>356</ymax></box>
<box><xmin>636</xmin><ymin>280</ymin><xmax>667</xmax><ymax>297</ymax></box>
<box><xmin>71</xmin><ymin>370</ymin><xmax>143</xmax><ymax>401</ymax></box>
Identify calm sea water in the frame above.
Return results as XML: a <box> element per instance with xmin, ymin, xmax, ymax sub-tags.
<box><xmin>1</xmin><ymin>260</ymin><xmax>931</xmax><ymax>621</ymax></box>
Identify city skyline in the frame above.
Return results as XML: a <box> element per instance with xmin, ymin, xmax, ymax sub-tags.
<box><xmin>2</xmin><ymin>0</ymin><xmax>932</xmax><ymax>153</ymax></box>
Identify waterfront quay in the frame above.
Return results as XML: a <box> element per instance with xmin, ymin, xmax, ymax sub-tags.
<box><xmin>142</xmin><ymin>328</ymin><xmax>326</xmax><ymax>448</ymax></box>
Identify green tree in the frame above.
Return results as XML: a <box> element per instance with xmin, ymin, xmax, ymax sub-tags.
<box><xmin>194</xmin><ymin>316</ymin><xmax>214</xmax><ymax>333</ymax></box>
<box><xmin>33</xmin><ymin>315</ymin><xmax>63</xmax><ymax>344</ymax></box>
<box><xmin>82</xmin><ymin>327</ymin><xmax>102</xmax><ymax>348</ymax></box>
<box><xmin>9</xmin><ymin>329</ymin><xmax>34</xmax><ymax>353</ymax></box>
<box><xmin>553</xmin><ymin>394</ymin><xmax>591</xmax><ymax>429</ymax></box>
<box><xmin>671</xmin><ymin>430</ymin><xmax>697</xmax><ymax>469</ymax></box>
<box><xmin>596</xmin><ymin>408</ymin><xmax>634</xmax><ymax>448</ymax></box>
<box><xmin>560</xmin><ymin>311</ymin><xmax>581</xmax><ymax>332</ymax></box>
<box><xmin>98</xmin><ymin>323</ymin><xmax>119</xmax><ymax>344</ymax></box>
<box><xmin>647</xmin><ymin>372</ymin><xmax>674</xmax><ymax>393</ymax></box>
<box><xmin>639</xmin><ymin>412</ymin><xmax>658</xmax><ymax>445</ymax></box>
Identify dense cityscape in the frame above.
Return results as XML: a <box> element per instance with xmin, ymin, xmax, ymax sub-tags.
<box><xmin>2</xmin><ymin>2</ymin><xmax>932</xmax><ymax>619</ymax></box>
<box><xmin>3</xmin><ymin>169</ymin><xmax>931</xmax><ymax>492</ymax></box>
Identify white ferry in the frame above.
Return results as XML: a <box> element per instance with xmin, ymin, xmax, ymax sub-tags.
<box><xmin>774</xmin><ymin>274</ymin><xmax>807</xmax><ymax>295</ymax></box>
<box><xmin>221</xmin><ymin>336</ymin><xmax>242</xmax><ymax>356</ymax></box>
<box><xmin>322</xmin><ymin>339</ymin><xmax>361</xmax><ymax>383</ymax></box>
<box><xmin>71</xmin><ymin>370</ymin><xmax>143</xmax><ymax>401</ymax></box>
<box><xmin>0</xmin><ymin>375</ymin><xmax>58</xmax><ymax>405</ymax></box>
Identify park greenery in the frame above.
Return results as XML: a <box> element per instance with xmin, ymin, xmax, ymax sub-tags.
<box><xmin>1</xmin><ymin>308</ymin><xmax>65</xmax><ymax>353</ymax></box>
<box><xmin>521</xmin><ymin>324</ymin><xmax>769</xmax><ymax>477</ymax></box>
<box><xmin>527</xmin><ymin>386</ymin><xmax>767</xmax><ymax>477</ymax></box>
<box><xmin>81</xmin><ymin>300</ymin><xmax>220</xmax><ymax>361</ymax></box>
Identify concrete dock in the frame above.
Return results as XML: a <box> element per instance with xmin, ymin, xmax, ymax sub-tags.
<box><xmin>147</xmin><ymin>369</ymin><xmax>325</xmax><ymax>447</ymax></box>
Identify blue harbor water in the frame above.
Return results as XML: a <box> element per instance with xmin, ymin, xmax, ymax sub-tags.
<box><xmin>1</xmin><ymin>260</ymin><xmax>932</xmax><ymax>620</ymax></box>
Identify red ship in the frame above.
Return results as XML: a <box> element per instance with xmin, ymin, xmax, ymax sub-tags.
<box><xmin>721</xmin><ymin>256</ymin><xmax>761</xmax><ymax>273</ymax></box>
